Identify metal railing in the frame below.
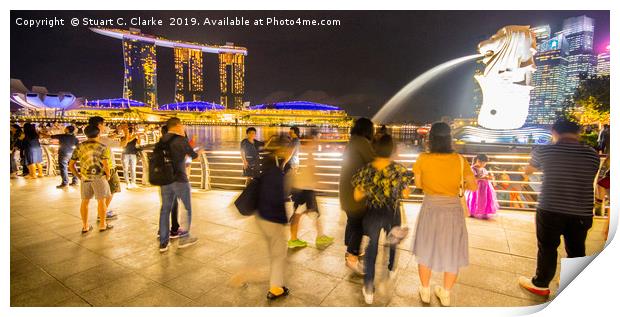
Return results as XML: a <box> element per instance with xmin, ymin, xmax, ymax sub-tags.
<box><xmin>29</xmin><ymin>144</ymin><xmax>608</xmax><ymax>212</ymax></box>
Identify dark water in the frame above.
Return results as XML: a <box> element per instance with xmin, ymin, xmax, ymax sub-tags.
<box><xmin>184</xmin><ymin>125</ymin><xmax>533</xmax><ymax>154</ymax></box>
<box><xmin>184</xmin><ymin>125</ymin><xmax>426</xmax><ymax>153</ymax></box>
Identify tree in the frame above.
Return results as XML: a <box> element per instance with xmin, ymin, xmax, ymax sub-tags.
<box><xmin>567</xmin><ymin>75</ymin><xmax>610</xmax><ymax>126</ymax></box>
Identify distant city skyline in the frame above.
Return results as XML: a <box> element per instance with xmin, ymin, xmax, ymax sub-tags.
<box><xmin>10</xmin><ymin>11</ymin><xmax>610</xmax><ymax>122</ymax></box>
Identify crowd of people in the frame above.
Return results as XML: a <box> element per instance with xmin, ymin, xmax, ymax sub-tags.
<box><xmin>9</xmin><ymin>115</ymin><xmax>608</xmax><ymax>306</ymax></box>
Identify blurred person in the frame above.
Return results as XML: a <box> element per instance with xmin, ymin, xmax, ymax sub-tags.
<box><xmin>157</xmin><ymin>118</ymin><xmax>200</xmax><ymax>252</ymax></box>
<box><xmin>145</xmin><ymin>125</ymin><xmax>185</xmax><ymax>239</ymax></box>
<box><xmin>69</xmin><ymin>125</ymin><xmax>112</xmax><ymax>233</ymax></box>
<box><xmin>339</xmin><ymin>117</ymin><xmax>375</xmax><ymax>275</ymax></box>
<box><xmin>256</xmin><ymin>150</ymin><xmax>290</xmax><ymax>300</ymax></box>
<box><xmin>23</xmin><ymin>123</ymin><xmax>44</xmax><ymax>179</ymax></box>
<box><xmin>240</xmin><ymin>127</ymin><xmax>264</xmax><ymax>184</ymax></box>
<box><xmin>412</xmin><ymin>122</ymin><xmax>477</xmax><ymax>306</ymax></box>
<box><xmin>352</xmin><ymin>134</ymin><xmax>411</xmax><ymax>304</ymax></box>
<box><xmin>465</xmin><ymin>154</ymin><xmax>499</xmax><ymax>219</ymax></box>
<box><xmin>89</xmin><ymin>116</ymin><xmax>119</xmax><ymax>221</ymax></box>
<box><xmin>374</xmin><ymin>125</ymin><xmax>388</xmax><ymax>141</ymax></box>
<box><xmin>51</xmin><ymin>125</ymin><xmax>79</xmax><ymax>188</ymax></box>
<box><xmin>518</xmin><ymin>119</ymin><xmax>600</xmax><ymax>297</ymax></box>
<box><xmin>288</xmin><ymin>130</ymin><xmax>334</xmax><ymax>250</ymax></box>
<box><xmin>10</xmin><ymin>124</ymin><xmax>22</xmax><ymax>178</ymax></box>
<box><xmin>597</xmin><ymin>124</ymin><xmax>610</xmax><ymax>155</ymax></box>
<box><xmin>121</xmin><ymin>125</ymin><xmax>140</xmax><ymax>189</ymax></box>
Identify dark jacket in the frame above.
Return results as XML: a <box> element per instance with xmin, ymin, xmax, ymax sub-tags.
<box><xmin>160</xmin><ymin>133</ymin><xmax>198</xmax><ymax>183</ymax></box>
<box><xmin>339</xmin><ymin>135</ymin><xmax>375</xmax><ymax>213</ymax></box>
<box><xmin>257</xmin><ymin>156</ymin><xmax>288</xmax><ymax>224</ymax></box>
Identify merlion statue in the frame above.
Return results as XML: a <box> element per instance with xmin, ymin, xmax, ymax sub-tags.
<box><xmin>475</xmin><ymin>25</ymin><xmax>537</xmax><ymax>130</ymax></box>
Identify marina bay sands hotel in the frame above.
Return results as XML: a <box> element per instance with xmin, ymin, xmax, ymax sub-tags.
<box><xmin>91</xmin><ymin>28</ymin><xmax>247</xmax><ymax>109</ymax></box>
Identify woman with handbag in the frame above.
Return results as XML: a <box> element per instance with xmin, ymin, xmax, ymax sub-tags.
<box><xmin>352</xmin><ymin>134</ymin><xmax>412</xmax><ymax>304</ymax></box>
<box><xmin>412</xmin><ymin>122</ymin><xmax>477</xmax><ymax>306</ymax></box>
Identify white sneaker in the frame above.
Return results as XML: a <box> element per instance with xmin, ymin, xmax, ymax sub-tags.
<box><xmin>362</xmin><ymin>286</ymin><xmax>374</xmax><ymax>304</ymax></box>
<box><xmin>434</xmin><ymin>286</ymin><xmax>451</xmax><ymax>306</ymax></box>
<box><xmin>419</xmin><ymin>286</ymin><xmax>431</xmax><ymax>304</ymax></box>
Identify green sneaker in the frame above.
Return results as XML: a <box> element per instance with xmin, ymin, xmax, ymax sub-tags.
<box><xmin>315</xmin><ymin>235</ymin><xmax>334</xmax><ymax>250</ymax></box>
<box><xmin>288</xmin><ymin>239</ymin><xmax>308</xmax><ymax>249</ymax></box>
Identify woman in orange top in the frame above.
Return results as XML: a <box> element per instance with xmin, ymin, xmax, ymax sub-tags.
<box><xmin>412</xmin><ymin>122</ymin><xmax>477</xmax><ymax>306</ymax></box>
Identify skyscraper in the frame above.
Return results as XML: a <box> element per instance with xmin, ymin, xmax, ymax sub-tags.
<box><xmin>174</xmin><ymin>47</ymin><xmax>205</xmax><ymax>103</ymax></box>
<box><xmin>528</xmin><ymin>32</ymin><xmax>569</xmax><ymax>124</ymax></box>
<box><xmin>122</xmin><ymin>35</ymin><xmax>158</xmax><ymax>108</ymax></box>
<box><xmin>597</xmin><ymin>45</ymin><xmax>610</xmax><ymax>76</ymax></box>
<box><xmin>562</xmin><ymin>15</ymin><xmax>597</xmax><ymax>96</ymax></box>
<box><xmin>219</xmin><ymin>51</ymin><xmax>245</xmax><ymax>109</ymax></box>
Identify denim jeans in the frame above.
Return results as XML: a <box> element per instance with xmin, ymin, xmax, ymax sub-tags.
<box><xmin>58</xmin><ymin>152</ymin><xmax>77</xmax><ymax>185</ymax></box>
<box><xmin>122</xmin><ymin>154</ymin><xmax>137</xmax><ymax>184</ymax></box>
<box><xmin>363</xmin><ymin>206</ymin><xmax>400</xmax><ymax>291</ymax></box>
<box><xmin>159</xmin><ymin>181</ymin><xmax>192</xmax><ymax>244</ymax></box>
<box><xmin>345</xmin><ymin>209</ymin><xmax>366</xmax><ymax>256</ymax></box>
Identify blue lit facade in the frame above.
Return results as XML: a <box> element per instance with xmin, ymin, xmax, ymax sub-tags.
<box><xmin>158</xmin><ymin>101</ymin><xmax>225</xmax><ymax>112</ymax></box>
<box><xmin>249</xmin><ymin>101</ymin><xmax>342</xmax><ymax>111</ymax></box>
<box><xmin>86</xmin><ymin>98</ymin><xmax>146</xmax><ymax>108</ymax></box>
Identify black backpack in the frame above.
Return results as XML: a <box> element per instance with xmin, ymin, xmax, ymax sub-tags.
<box><xmin>148</xmin><ymin>136</ymin><xmax>178</xmax><ymax>186</ymax></box>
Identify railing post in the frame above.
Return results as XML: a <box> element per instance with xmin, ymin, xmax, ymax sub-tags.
<box><xmin>140</xmin><ymin>150</ymin><xmax>150</xmax><ymax>186</ymax></box>
<box><xmin>201</xmin><ymin>152</ymin><xmax>210</xmax><ymax>190</ymax></box>
<box><xmin>42</xmin><ymin>145</ymin><xmax>56</xmax><ymax>176</ymax></box>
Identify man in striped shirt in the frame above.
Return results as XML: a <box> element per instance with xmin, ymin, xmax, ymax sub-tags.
<box><xmin>518</xmin><ymin>119</ymin><xmax>600</xmax><ymax>297</ymax></box>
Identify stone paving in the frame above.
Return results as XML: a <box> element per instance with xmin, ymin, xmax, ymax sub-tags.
<box><xmin>10</xmin><ymin>177</ymin><xmax>607</xmax><ymax>307</ymax></box>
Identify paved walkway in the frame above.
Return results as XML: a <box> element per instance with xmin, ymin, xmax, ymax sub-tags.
<box><xmin>10</xmin><ymin>177</ymin><xmax>607</xmax><ymax>307</ymax></box>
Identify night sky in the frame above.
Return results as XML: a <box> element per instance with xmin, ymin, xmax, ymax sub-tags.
<box><xmin>10</xmin><ymin>11</ymin><xmax>610</xmax><ymax>122</ymax></box>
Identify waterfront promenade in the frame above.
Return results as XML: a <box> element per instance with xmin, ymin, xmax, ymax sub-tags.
<box><xmin>10</xmin><ymin>177</ymin><xmax>607</xmax><ymax>307</ymax></box>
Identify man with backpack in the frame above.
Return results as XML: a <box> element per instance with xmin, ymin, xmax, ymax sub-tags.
<box><xmin>152</xmin><ymin>118</ymin><xmax>201</xmax><ymax>252</ymax></box>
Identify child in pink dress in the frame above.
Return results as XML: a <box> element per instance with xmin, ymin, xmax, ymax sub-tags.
<box><xmin>466</xmin><ymin>154</ymin><xmax>499</xmax><ymax>219</ymax></box>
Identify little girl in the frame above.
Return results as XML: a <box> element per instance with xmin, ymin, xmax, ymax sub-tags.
<box><xmin>465</xmin><ymin>154</ymin><xmax>499</xmax><ymax>219</ymax></box>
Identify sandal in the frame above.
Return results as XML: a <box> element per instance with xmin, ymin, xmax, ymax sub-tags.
<box><xmin>99</xmin><ymin>223</ymin><xmax>114</xmax><ymax>232</ymax></box>
<box><xmin>81</xmin><ymin>225</ymin><xmax>93</xmax><ymax>234</ymax></box>
<box><xmin>266</xmin><ymin>287</ymin><xmax>290</xmax><ymax>300</ymax></box>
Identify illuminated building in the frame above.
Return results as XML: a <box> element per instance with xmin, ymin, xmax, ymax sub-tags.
<box><xmin>596</xmin><ymin>45</ymin><xmax>610</xmax><ymax>76</ymax></box>
<box><xmin>219</xmin><ymin>52</ymin><xmax>245</xmax><ymax>109</ymax></box>
<box><xmin>528</xmin><ymin>32</ymin><xmax>569</xmax><ymax>124</ymax></box>
<box><xmin>122</xmin><ymin>33</ymin><xmax>158</xmax><ymax>107</ymax></box>
<box><xmin>562</xmin><ymin>15</ymin><xmax>597</xmax><ymax>96</ymax></box>
<box><xmin>174</xmin><ymin>48</ymin><xmax>205</xmax><ymax>102</ymax></box>
<box><xmin>91</xmin><ymin>28</ymin><xmax>248</xmax><ymax>109</ymax></box>
<box><xmin>159</xmin><ymin>101</ymin><xmax>224</xmax><ymax>112</ymax></box>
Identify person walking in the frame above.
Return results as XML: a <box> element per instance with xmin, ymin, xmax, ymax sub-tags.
<box><xmin>288</xmin><ymin>131</ymin><xmax>334</xmax><ymax>250</ymax></box>
<box><xmin>465</xmin><ymin>154</ymin><xmax>499</xmax><ymax>219</ymax></box>
<box><xmin>158</xmin><ymin>118</ymin><xmax>200</xmax><ymax>252</ymax></box>
<box><xmin>412</xmin><ymin>122</ymin><xmax>477</xmax><ymax>306</ymax></box>
<box><xmin>339</xmin><ymin>118</ymin><xmax>375</xmax><ymax>275</ymax></box>
<box><xmin>518</xmin><ymin>119</ymin><xmax>600</xmax><ymax>297</ymax></box>
<box><xmin>352</xmin><ymin>134</ymin><xmax>411</xmax><ymax>304</ymax></box>
<box><xmin>23</xmin><ymin>123</ymin><xmax>44</xmax><ymax>179</ymax></box>
<box><xmin>240</xmin><ymin>127</ymin><xmax>264</xmax><ymax>184</ymax></box>
<box><xmin>51</xmin><ymin>125</ymin><xmax>79</xmax><ymax>188</ymax></box>
<box><xmin>255</xmin><ymin>150</ymin><xmax>290</xmax><ymax>300</ymax></box>
<box><xmin>121</xmin><ymin>125</ymin><xmax>140</xmax><ymax>189</ymax></box>
<box><xmin>68</xmin><ymin>125</ymin><xmax>113</xmax><ymax>233</ymax></box>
